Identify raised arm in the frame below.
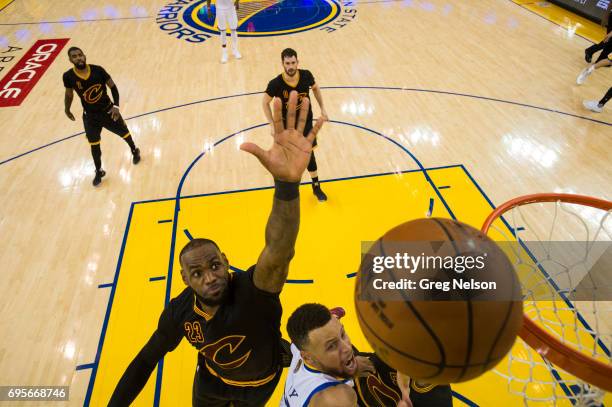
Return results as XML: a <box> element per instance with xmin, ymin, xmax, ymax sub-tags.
<box><xmin>241</xmin><ymin>91</ymin><xmax>323</xmax><ymax>293</ymax></box>
<box><xmin>64</xmin><ymin>87</ymin><xmax>75</xmax><ymax>121</ymax></box>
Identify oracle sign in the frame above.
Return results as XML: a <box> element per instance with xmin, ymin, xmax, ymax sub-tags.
<box><xmin>0</xmin><ymin>38</ymin><xmax>69</xmax><ymax>107</ymax></box>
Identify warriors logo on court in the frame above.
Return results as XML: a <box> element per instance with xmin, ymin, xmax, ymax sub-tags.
<box><xmin>156</xmin><ymin>0</ymin><xmax>357</xmax><ymax>44</ymax></box>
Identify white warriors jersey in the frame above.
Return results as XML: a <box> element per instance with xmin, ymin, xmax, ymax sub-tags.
<box><xmin>215</xmin><ymin>0</ymin><xmax>235</xmax><ymax>11</ymax></box>
<box><xmin>281</xmin><ymin>344</ymin><xmax>354</xmax><ymax>407</ymax></box>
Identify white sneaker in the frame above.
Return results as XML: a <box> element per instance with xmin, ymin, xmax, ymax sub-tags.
<box><xmin>233</xmin><ymin>49</ymin><xmax>242</xmax><ymax>59</ymax></box>
<box><xmin>583</xmin><ymin>100</ymin><xmax>603</xmax><ymax>113</ymax></box>
<box><xmin>576</xmin><ymin>66</ymin><xmax>594</xmax><ymax>85</ymax></box>
<box><xmin>221</xmin><ymin>48</ymin><xmax>228</xmax><ymax>64</ymax></box>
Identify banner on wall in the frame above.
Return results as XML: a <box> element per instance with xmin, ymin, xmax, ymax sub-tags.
<box><xmin>549</xmin><ymin>0</ymin><xmax>610</xmax><ymax>25</ymax></box>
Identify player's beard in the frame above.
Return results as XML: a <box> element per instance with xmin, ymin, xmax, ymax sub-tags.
<box><xmin>198</xmin><ymin>278</ymin><xmax>230</xmax><ymax>307</ymax></box>
<box><xmin>75</xmin><ymin>61</ymin><xmax>86</xmax><ymax>70</ymax></box>
<box><xmin>285</xmin><ymin>68</ymin><xmax>297</xmax><ymax>77</ymax></box>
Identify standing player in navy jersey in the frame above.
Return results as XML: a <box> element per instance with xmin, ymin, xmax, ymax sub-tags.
<box><xmin>109</xmin><ymin>92</ymin><xmax>324</xmax><ymax>406</ymax></box>
<box><xmin>63</xmin><ymin>47</ymin><xmax>140</xmax><ymax>187</ymax></box>
<box><xmin>263</xmin><ymin>48</ymin><xmax>329</xmax><ymax>202</ymax></box>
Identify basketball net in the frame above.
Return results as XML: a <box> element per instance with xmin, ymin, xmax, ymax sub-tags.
<box><xmin>481</xmin><ymin>194</ymin><xmax>612</xmax><ymax>406</ymax></box>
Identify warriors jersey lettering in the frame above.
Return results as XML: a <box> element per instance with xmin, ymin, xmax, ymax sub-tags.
<box><xmin>141</xmin><ymin>266</ymin><xmax>282</xmax><ymax>384</ymax></box>
<box><xmin>63</xmin><ymin>64</ymin><xmax>113</xmax><ymax>113</ymax></box>
<box><xmin>265</xmin><ymin>69</ymin><xmax>315</xmax><ymax>126</ymax></box>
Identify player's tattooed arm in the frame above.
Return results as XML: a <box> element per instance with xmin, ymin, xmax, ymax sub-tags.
<box><xmin>241</xmin><ymin>91</ymin><xmax>324</xmax><ymax>293</ymax></box>
<box><xmin>64</xmin><ymin>88</ymin><xmax>75</xmax><ymax>121</ymax></box>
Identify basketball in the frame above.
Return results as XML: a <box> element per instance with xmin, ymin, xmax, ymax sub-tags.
<box><xmin>355</xmin><ymin>218</ymin><xmax>523</xmax><ymax>384</ymax></box>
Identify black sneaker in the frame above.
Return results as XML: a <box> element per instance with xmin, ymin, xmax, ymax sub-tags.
<box><xmin>585</xmin><ymin>50</ymin><xmax>592</xmax><ymax>63</ymax></box>
<box><xmin>313</xmin><ymin>186</ymin><xmax>327</xmax><ymax>202</ymax></box>
<box><xmin>93</xmin><ymin>170</ymin><xmax>106</xmax><ymax>187</ymax></box>
<box><xmin>132</xmin><ymin>148</ymin><xmax>141</xmax><ymax>164</ymax></box>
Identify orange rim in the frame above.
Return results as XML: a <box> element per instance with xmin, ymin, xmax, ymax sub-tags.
<box><xmin>481</xmin><ymin>193</ymin><xmax>612</xmax><ymax>392</ymax></box>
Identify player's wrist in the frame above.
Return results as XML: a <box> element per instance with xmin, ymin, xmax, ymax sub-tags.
<box><xmin>274</xmin><ymin>180</ymin><xmax>300</xmax><ymax>201</ymax></box>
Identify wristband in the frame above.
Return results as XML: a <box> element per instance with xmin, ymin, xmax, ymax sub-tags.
<box><xmin>274</xmin><ymin>180</ymin><xmax>299</xmax><ymax>201</ymax></box>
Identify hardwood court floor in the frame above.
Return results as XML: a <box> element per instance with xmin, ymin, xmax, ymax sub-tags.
<box><xmin>0</xmin><ymin>0</ymin><xmax>610</xmax><ymax>405</ymax></box>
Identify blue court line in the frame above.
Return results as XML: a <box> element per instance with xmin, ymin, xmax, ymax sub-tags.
<box><xmin>515</xmin><ymin>226</ymin><xmax>525</xmax><ymax>231</ymax></box>
<box><xmin>427</xmin><ymin>197</ymin><xmax>435</xmax><ymax>217</ymax></box>
<box><xmin>2</xmin><ymin>86</ymin><xmax>609</xmax><ymax>168</ymax></box>
<box><xmin>452</xmin><ymin>390</ymin><xmax>479</xmax><ymax>407</ymax></box>
<box><xmin>346</xmin><ymin>272</ymin><xmax>357</xmax><ymax>278</ymax></box>
<box><xmin>76</xmin><ymin>363</ymin><xmax>95</xmax><ymax>371</ymax></box>
<box><xmin>438</xmin><ymin>185</ymin><xmax>451</xmax><ymax>189</ymax></box>
<box><xmin>331</xmin><ymin>120</ymin><xmax>456</xmax><ymax>220</ymax></box>
<box><xmin>0</xmin><ymin>16</ymin><xmax>152</xmax><ymax>26</ymax></box>
<box><xmin>183</xmin><ymin>229</ymin><xmax>194</xmax><ymax>241</ymax></box>
<box><xmin>84</xmin><ymin>202</ymin><xmax>135</xmax><ymax>406</ymax></box>
<box><xmin>286</xmin><ymin>279</ymin><xmax>315</xmax><ymax>284</ymax></box>
<box><xmin>149</xmin><ymin>276</ymin><xmax>166</xmax><ymax>282</ymax></box>
<box><xmin>97</xmin><ymin>283</ymin><xmax>113</xmax><ymax>289</ymax></box>
<box><xmin>131</xmin><ymin>164</ymin><xmax>463</xmax><ymax>205</ymax></box>
<box><xmin>157</xmin><ymin>219</ymin><xmax>172</xmax><ymax>224</ymax></box>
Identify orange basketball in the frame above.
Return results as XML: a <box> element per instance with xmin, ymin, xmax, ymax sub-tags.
<box><xmin>355</xmin><ymin>218</ymin><xmax>523</xmax><ymax>384</ymax></box>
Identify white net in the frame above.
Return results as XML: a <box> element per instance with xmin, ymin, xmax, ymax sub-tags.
<box><xmin>484</xmin><ymin>197</ymin><xmax>612</xmax><ymax>406</ymax></box>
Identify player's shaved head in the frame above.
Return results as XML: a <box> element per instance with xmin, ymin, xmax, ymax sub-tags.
<box><xmin>67</xmin><ymin>46</ymin><xmax>83</xmax><ymax>57</ymax></box>
<box><xmin>179</xmin><ymin>238</ymin><xmax>220</xmax><ymax>266</ymax></box>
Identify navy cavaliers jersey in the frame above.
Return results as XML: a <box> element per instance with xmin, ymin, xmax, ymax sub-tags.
<box><xmin>63</xmin><ymin>64</ymin><xmax>113</xmax><ymax>113</ymax></box>
<box><xmin>265</xmin><ymin>69</ymin><xmax>315</xmax><ymax>125</ymax></box>
<box><xmin>142</xmin><ymin>266</ymin><xmax>282</xmax><ymax>386</ymax></box>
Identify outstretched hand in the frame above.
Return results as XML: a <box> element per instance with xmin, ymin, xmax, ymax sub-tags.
<box><xmin>240</xmin><ymin>91</ymin><xmax>324</xmax><ymax>182</ymax></box>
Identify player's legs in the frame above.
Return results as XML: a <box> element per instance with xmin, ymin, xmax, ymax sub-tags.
<box><xmin>583</xmin><ymin>87</ymin><xmax>612</xmax><ymax>113</ymax></box>
<box><xmin>594</xmin><ymin>40</ymin><xmax>612</xmax><ymax>63</ymax></box>
<box><xmin>585</xmin><ymin>42</ymin><xmax>605</xmax><ymax>63</ymax></box>
<box><xmin>304</xmin><ymin>120</ymin><xmax>327</xmax><ymax>202</ymax></box>
<box><xmin>217</xmin><ymin>9</ymin><xmax>229</xmax><ymax>63</ymax></box>
<box><xmin>83</xmin><ymin>113</ymin><xmax>106</xmax><ymax>186</ymax></box>
<box><xmin>101</xmin><ymin>111</ymin><xmax>141</xmax><ymax>164</ymax></box>
<box><xmin>228</xmin><ymin>8</ymin><xmax>241</xmax><ymax>59</ymax></box>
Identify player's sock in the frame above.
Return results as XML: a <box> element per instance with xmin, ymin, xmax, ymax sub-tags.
<box><xmin>91</xmin><ymin>144</ymin><xmax>102</xmax><ymax>171</ymax></box>
<box><xmin>121</xmin><ymin>133</ymin><xmax>136</xmax><ymax>150</ymax></box>
<box><xmin>231</xmin><ymin>30</ymin><xmax>240</xmax><ymax>58</ymax></box>
<box><xmin>220</xmin><ymin>34</ymin><xmax>228</xmax><ymax>63</ymax></box>
<box><xmin>599</xmin><ymin>87</ymin><xmax>612</xmax><ymax>107</ymax></box>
